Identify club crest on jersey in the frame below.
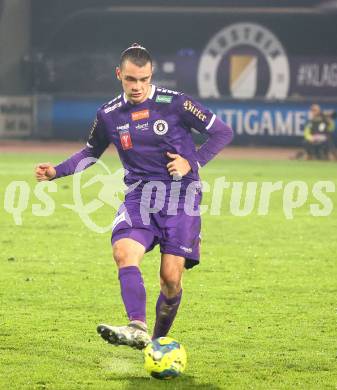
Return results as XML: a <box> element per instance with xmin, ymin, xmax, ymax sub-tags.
<box><xmin>131</xmin><ymin>109</ymin><xmax>150</xmax><ymax>121</ymax></box>
<box><xmin>119</xmin><ymin>130</ymin><xmax>133</xmax><ymax>150</ymax></box>
<box><xmin>183</xmin><ymin>100</ymin><xmax>207</xmax><ymax>122</ymax></box>
<box><xmin>153</xmin><ymin>120</ymin><xmax>168</xmax><ymax>135</ymax></box>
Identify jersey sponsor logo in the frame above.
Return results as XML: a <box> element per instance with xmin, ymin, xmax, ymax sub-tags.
<box><xmin>183</xmin><ymin>100</ymin><xmax>207</xmax><ymax>122</ymax></box>
<box><xmin>155</xmin><ymin>95</ymin><xmax>173</xmax><ymax>104</ymax></box>
<box><xmin>131</xmin><ymin>109</ymin><xmax>150</xmax><ymax>121</ymax></box>
<box><xmin>198</xmin><ymin>22</ymin><xmax>290</xmax><ymax>99</ymax></box>
<box><xmin>119</xmin><ymin>130</ymin><xmax>133</xmax><ymax>150</ymax></box>
<box><xmin>135</xmin><ymin>122</ymin><xmax>149</xmax><ymax>131</ymax></box>
<box><xmin>153</xmin><ymin>119</ymin><xmax>168</xmax><ymax>135</ymax></box>
<box><xmin>116</xmin><ymin>123</ymin><xmax>130</xmax><ymax>131</ymax></box>
<box><xmin>104</xmin><ymin>101</ymin><xmax>122</xmax><ymax>114</ymax></box>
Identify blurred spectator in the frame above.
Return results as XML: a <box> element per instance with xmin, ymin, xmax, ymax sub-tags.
<box><xmin>302</xmin><ymin>104</ymin><xmax>336</xmax><ymax>160</ymax></box>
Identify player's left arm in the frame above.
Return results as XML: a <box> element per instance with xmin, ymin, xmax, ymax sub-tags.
<box><xmin>179</xmin><ymin>95</ymin><xmax>234</xmax><ymax>171</ymax></box>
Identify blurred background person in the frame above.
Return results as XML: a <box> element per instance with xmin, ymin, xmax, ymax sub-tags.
<box><xmin>303</xmin><ymin>104</ymin><xmax>336</xmax><ymax>160</ymax></box>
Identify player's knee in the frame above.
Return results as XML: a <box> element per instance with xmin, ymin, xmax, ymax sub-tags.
<box><xmin>112</xmin><ymin>238</ymin><xmax>145</xmax><ymax>268</ymax></box>
<box><xmin>160</xmin><ymin>275</ymin><xmax>182</xmax><ymax>295</ymax></box>
<box><xmin>113</xmin><ymin>245</ymin><xmax>135</xmax><ymax>268</ymax></box>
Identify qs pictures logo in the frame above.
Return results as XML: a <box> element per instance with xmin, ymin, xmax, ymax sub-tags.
<box><xmin>198</xmin><ymin>22</ymin><xmax>290</xmax><ymax>99</ymax></box>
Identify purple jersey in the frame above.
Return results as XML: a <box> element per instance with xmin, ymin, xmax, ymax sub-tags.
<box><xmin>54</xmin><ymin>85</ymin><xmax>233</xmax><ymax>182</ymax></box>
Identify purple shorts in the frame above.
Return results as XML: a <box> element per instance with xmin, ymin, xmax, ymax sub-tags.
<box><xmin>111</xmin><ymin>180</ymin><xmax>202</xmax><ymax>269</ymax></box>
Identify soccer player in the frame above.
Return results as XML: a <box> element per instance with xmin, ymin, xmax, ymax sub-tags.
<box><xmin>35</xmin><ymin>44</ymin><xmax>233</xmax><ymax>349</ymax></box>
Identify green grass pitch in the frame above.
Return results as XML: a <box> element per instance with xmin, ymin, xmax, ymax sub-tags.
<box><xmin>0</xmin><ymin>152</ymin><xmax>336</xmax><ymax>389</ymax></box>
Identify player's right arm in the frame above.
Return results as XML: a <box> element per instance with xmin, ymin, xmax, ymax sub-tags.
<box><xmin>35</xmin><ymin>162</ymin><xmax>57</xmax><ymax>181</ymax></box>
<box><xmin>34</xmin><ymin>111</ymin><xmax>109</xmax><ymax>182</ymax></box>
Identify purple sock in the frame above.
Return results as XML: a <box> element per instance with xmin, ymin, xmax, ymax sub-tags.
<box><xmin>119</xmin><ymin>266</ymin><xmax>146</xmax><ymax>324</ymax></box>
<box><xmin>152</xmin><ymin>290</ymin><xmax>182</xmax><ymax>339</ymax></box>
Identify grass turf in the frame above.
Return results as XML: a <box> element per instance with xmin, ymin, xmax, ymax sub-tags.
<box><xmin>0</xmin><ymin>152</ymin><xmax>336</xmax><ymax>389</ymax></box>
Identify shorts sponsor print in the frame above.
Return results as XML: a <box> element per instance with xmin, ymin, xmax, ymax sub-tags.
<box><xmin>111</xmin><ymin>181</ymin><xmax>202</xmax><ymax>269</ymax></box>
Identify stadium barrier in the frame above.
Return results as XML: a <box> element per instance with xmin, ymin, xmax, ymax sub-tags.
<box><xmin>0</xmin><ymin>96</ymin><xmax>33</xmax><ymax>138</ymax></box>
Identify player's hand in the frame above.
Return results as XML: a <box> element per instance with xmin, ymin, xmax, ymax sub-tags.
<box><xmin>166</xmin><ymin>152</ymin><xmax>191</xmax><ymax>180</ymax></box>
<box><xmin>35</xmin><ymin>162</ymin><xmax>56</xmax><ymax>181</ymax></box>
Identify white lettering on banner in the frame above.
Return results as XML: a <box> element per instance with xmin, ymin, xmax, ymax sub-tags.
<box><xmin>294</xmin><ymin>112</ymin><xmax>307</xmax><ymax>136</ymax></box>
<box><xmin>236</xmin><ymin>110</ymin><xmax>243</xmax><ymax>135</ymax></box>
<box><xmin>297</xmin><ymin>63</ymin><xmax>337</xmax><ymax>88</ymax></box>
<box><xmin>260</xmin><ymin>111</ymin><xmax>274</xmax><ymax>135</ymax></box>
<box><xmin>221</xmin><ymin>109</ymin><xmax>235</xmax><ymax>129</ymax></box>
<box><xmin>274</xmin><ymin>111</ymin><xmax>292</xmax><ymax>136</ymax></box>
<box><xmin>0</xmin><ymin>96</ymin><xmax>33</xmax><ymax>137</ymax></box>
<box><xmin>216</xmin><ymin>109</ymin><xmax>307</xmax><ymax>137</ymax></box>
<box><xmin>244</xmin><ymin>110</ymin><xmax>259</xmax><ymax>135</ymax></box>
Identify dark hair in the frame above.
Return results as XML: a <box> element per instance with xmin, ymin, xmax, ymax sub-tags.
<box><xmin>119</xmin><ymin>43</ymin><xmax>152</xmax><ymax>68</ymax></box>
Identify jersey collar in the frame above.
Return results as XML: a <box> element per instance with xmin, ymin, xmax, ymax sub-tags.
<box><xmin>149</xmin><ymin>84</ymin><xmax>156</xmax><ymax>99</ymax></box>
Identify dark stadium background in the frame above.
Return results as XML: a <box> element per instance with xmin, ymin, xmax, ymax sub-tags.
<box><xmin>0</xmin><ymin>0</ymin><xmax>336</xmax><ymax>145</ymax></box>
<box><xmin>1</xmin><ymin>4</ymin><xmax>337</xmax><ymax>388</ymax></box>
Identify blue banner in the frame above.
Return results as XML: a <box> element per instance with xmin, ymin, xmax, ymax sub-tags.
<box><xmin>52</xmin><ymin>97</ymin><xmax>337</xmax><ymax>146</ymax></box>
<box><xmin>206</xmin><ymin>101</ymin><xmax>337</xmax><ymax>146</ymax></box>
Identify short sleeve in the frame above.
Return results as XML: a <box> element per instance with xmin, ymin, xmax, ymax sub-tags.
<box><xmin>178</xmin><ymin>94</ymin><xmax>216</xmax><ymax>134</ymax></box>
